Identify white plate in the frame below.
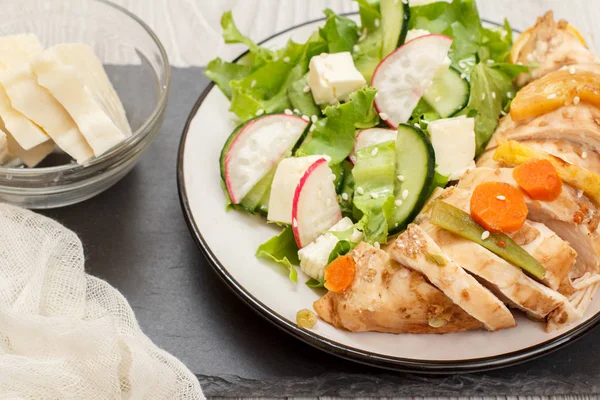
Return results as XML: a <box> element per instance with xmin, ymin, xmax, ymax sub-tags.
<box><xmin>177</xmin><ymin>16</ymin><xmax>600</xmax><ymax>372</ymax></box>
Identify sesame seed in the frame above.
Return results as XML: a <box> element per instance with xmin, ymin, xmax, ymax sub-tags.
<box><xmin>256</xmin><ymin>109</ymin><xmax>264</xmax><ymax>116</ymax></box>
<box><xmin>506</xmin><ymin>92</ymin><xmax>513</xmax><ymax>99</ymax></box>
<box><xmin>460</xmin><ymin>73</ymin><xmax>467</xmax><ymax>79</ymax></box>
<box><xmin>481</xmin><ymin>93</ymin><xmax>486</xmax><ymax>101</ymax></box>
<box><xmin>250</xmin><ymin>80</ymin><xmax>257</xmax><ymax>88</ymax></box>
<box><xmin>379</xmin><ymin>112</ymin><xmax>388</xmax><ymax>120</ymax></box>
<box><xmin>434</xmin><ymin>96</ymin><xmax>441</xmax><ymax>103</ymax></box>
<box><xmin>341</xmin><ymin>193</ymin><xmax>349</xmax><ymax>201</ymax></box>
<box><xmin>303</xmin><ymin>85</ymin><xmax>311</xmax><ymax>93</ymax></box>
<box><xmin>582</xmin><ymin>151</ymin><xmax>588</xmax><ymax>159</ymax></box>
<box><xmin>311</xmin><ymin>115</ymin><xmax>318</xmax><ymax>123</ymax></box>
<box><xmin>293</xmin><ymin>108</ymin><xmax>300</xmax><ymax>113</ymax></box>
<box><xmin>371</xmin><ymin>147</ymin><xmax>379</xmax><ymax>157</ymax></box>
<box><xmin>574</xmin><ymin>96</ymin><xmax>581</xmax><ymax>105</ymax></box>
<box><xmin>492</xmin><ymin>92</ymin><xmax>496</xmax><ymax>99</ymax></box>
<box><xmin>397</xmin><ymin>175</ymin><xmax>405</xmax><ymax>182</ymax></box>
<box><xmin>481</xmin><ymin>230</ymin><xmax>490</xmax><ymax>240</ymax></box>
<box><xmin>356</xmin><ymin>186</ymin><xmax>365</xmax><ymax>195</ymax></box>
<box><xmin>516</xmin><ymin>61</ymin><xmax>523</xmax><ymax>65</ymax></box>
<box><xmin>371</xmin><ymin>192</ymin><xmax>379</xmax><ymax>199</ymax></box>
<box><xmin>302</xmin><ymin>115</ymin><xmax>310</xmax><ymax>122</ymax></box>
<box><xmin>309</xmin><ymin>124</ymin><xmax>316</xmax><ymax>132</ymax></box>
<box><xmin>283</xmin><ymin>56</ymin><xmax>290</xmax><ymax>63</ymax></box>
<box><xmin>547</xmin><ymin>93</ymin><xmax>557</xmax><ymax>99</ymax></box>
<box><xmin>402</xmin><ymin>0</ymin><xmax>408</xmax><ymax>3</ymax></box>
<box><xmin>402</xmin><ymin>189</ymin><xmax>409</xmax><ymax>200</ymax></box>
<box><xmin>353</xmin><ymin>45</ymin><xmax>360</xmax><ymax>52</ymax></box>
<box><xmin>329</xmin><ymin>174</ymin><xmax>336</xmax><ymax>181</ymax></box>
<box><xmin>284</xmin><ymin>109</ymin><xmax>293</xmax><ymax>115</ymax></box>
<box><xmin>326</xmin><ymin>198</ymin><xmax>332</xmax><ymax>206</ymax></box>
<box><xmin>414</xmin><ymin>123</ymin><xmax>420</xmax><ymax>128</ymax></box>
<box><xmin>569</xmin><ymin>66</ymin><xmax>576</xmax><ymax>75</ymax></box>
<box><xmin>374</xmin><ymin>19</ymin><xmax>380</xmax><ymax>28</ymax></box>
<box><xmin>374</xmin><ymin>242</ymin><xmax>381</xmax><ymax>249</ymax></box>
<box><xmin>487</xmin><ymin>59</ymin><xmax>495</xmax><ymax>65</ymax></box>
<box><xmin>395</xmin><ymin>199</ymin><xmax>403</xmax><ymax>206</ymax></box>
<box><xmin>500</xmin><ymin>110</ymin><xmax>507</xmax><ymax>116</ymax></box>
<box><xmin>496</xmin><ymin>195</ymin><xmax>506</xmax><ymax>201</ymax></box>
<box><xmin>292</xmin><ymin>218</ymin><xmax>298</xmax><ymax>228</ymax></box>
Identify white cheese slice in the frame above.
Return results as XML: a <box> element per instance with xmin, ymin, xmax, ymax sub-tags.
<box><xmin>267</xmin><ymin>155</ymin><xmax>328</xmax><ymax>224</ymax></box>
<box><xmin>44</xmin><ymin>44</ymin><xmax>132</xmax><ymax>137</ymax></box>
<box><xmin>307</xmin><ymin>52</ymin><xmax>366</xmax><ymax>105</ymax></box>
<box><xmin>32</xmin><ymin>48</ymin><xmax>128</xmax><ymax>157</ymax></box>
<box><xmin>428</xmin><ymin>116</ymin><xmax>476</xmax><ymax>181</ymax></box>
<box><xmin>5</xmin><ymin>131</ymin><xmax>54</xmax><ymax>167</ymax></box>
<box><xmin>0</xmin><ymin>130</ymin><xmax>13</xmax><ymax>165</ymax></box>
<box><xmin>0</xmin><ymin>65</ymin><xmax>93</xmax><ymax>164</ymax></box>
<box><xmin>0</xmin><ymin>34</ymin><xmax>50</xmax><ymax>150</ymax></box>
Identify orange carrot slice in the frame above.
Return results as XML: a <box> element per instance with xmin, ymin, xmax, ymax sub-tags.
<box><xmin>513</xmin><ymin>159</ymin><xmax>562</xmax><ymax>201</ymax></box>
<box><xmin>324</xmin><ymin>255</ymin><xmax>356</xmax><ymax>293</ymax></box>
<box><xmin>470</xmin><ymin>182</ymin><xmax>528</xmax><ymax>233</ymax></box>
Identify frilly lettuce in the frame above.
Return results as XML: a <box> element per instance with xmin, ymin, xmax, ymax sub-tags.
<box><xmin>256</xmin><ymin>227</ymin><xmax>299</xmax><ymax>282</ymax></box>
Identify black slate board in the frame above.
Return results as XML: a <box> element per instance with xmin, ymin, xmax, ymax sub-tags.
<box><xmin>39</xmin><ymin>67</ymin><xmax>600</xmax><ymax>397</ymax></box>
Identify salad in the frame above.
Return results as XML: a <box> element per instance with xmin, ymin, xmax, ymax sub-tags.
<box><xmin>206</xmin><ymin>0</ymin><xmax>600</xmax><ymax>333</ymax></box>
<box><xmin>208</xmin><ymin>0</ymin><xmax>522</xmax><ymax>283</ymax></box>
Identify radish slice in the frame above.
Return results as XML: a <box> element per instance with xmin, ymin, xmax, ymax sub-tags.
<box><xmin>267</xmin><ymin>155</ymin><xmax>327</xmax><ymax>224</ymax></box>
<box><xmin>371</xmin><ymin>34</ymin><xmax>453</xmax><ymax>128</ymax></box>
<box><xmin>292</xmin><ymin>158</ymin><xmax>342</xmax><ymax>248</ymax></box>
<box><xmin>224</xmin><ymin>114</ymin><xmax>308</xmax><ymax>204</ymax></box>
<box><xmin>350</xmin><ymin>128</ymin><xmax>398</xmax><ymax>164</ymax></box>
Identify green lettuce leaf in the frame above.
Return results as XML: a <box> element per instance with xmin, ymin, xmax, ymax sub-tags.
<box><xmin>296</xmin><ymin>87</ymin><xmax>379</xmax><ymax>163</ymax></box>
<box><xmin>338</xmin><ymin>160</ymin><xmax>356</xmax><ymax>218</ymax></box>
<box><xmin>459</xmin><ymin>62</ymin><xmax>516</xmax><ymax>155</ymax></box>
<box><xmin>205</xmin><ymin>59</ymin><xmax>252</xmax><ymax>99</ymax></box>
<box><xmin>320</xmin><ymin>9</ymin><xmax>361</xmax><ymax>53</ymax></box>
<box><xmin>352</xmin><ymin>141</ymin><xmax>397</xmax><ymax>243</ymax></box>
<box><xmin>305</xmin><ymin>278</ymin><xmax>326</xmax><ymax>288</ymax></box>
<box><xmin>328</xmin><ymin>240</ymin><xmax>357</xmax><ymax>264</ymax></box>
<box><xmin>355</xmin><ymin>0</ymin><xmax>381</xmax><ymax>32</ymax></box>
<box><xmin>256</xmin><ymin>227</ymin><xmax>299</xmax><ymax>283</ymax></box>
<box><xmin>353</xmin><ymin>28</ymin><xmax>383</xmax><ymax>82</ymax></box>
<box><xmin>221</xmin><ymin>11</ymin><xmax>275</xmax><ymax>68</ymax></box>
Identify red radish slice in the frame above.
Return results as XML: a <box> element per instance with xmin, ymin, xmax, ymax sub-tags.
<box><xmin>350</xmin><ymin>128</ymin><xmax>398</xmax><ymax>164</ymax></box>
<box><xmin>224</xmin><ymin>114</ymin><xmax>308</xmax><ymax>204</ymax></box>
<box><xmin>371</xmin><ymin>34</ymin><xmax>453</xmax><ymax>129</ymax></box>
<box><xmin>292</xmin><ymin>158</ymin><xmax>342</xmax><ymax>248</ymax></box>
<box><xmin>267</xmin><ymin>155</ymin><xmax>327</xmax><ymax>224</ymax></box>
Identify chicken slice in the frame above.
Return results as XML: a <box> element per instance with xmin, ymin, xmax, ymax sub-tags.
<box><xmin>512</xmin><ymin>11</ymin><xmax>598</xmax><ymax>86</ymax></box>
<box><xmin>459</xmin><ymin>167</ymin><xmax>596</xmax><ymax>287</ymax></box>
<box><xmin>389</xmin><ymin>224</ymin><xmax>516</xmax><ymax>331</ymax></box>
<box><xmin>547</xmin><ymin>282</ymin><xmax>598</xmax><ymax>332</ymax></box>
<box><xmin>313</xmin><ymin>242</ymin><xmax>482</xmax><ymax>334</ymax></box>
<box><xmin>416</xmin><ymin>187</ymin><xmax>567</xmax><ymax>319</ymax></box>
<box><xmin>485</xmin><ymin>104</ymin><xmax>600</xmax><ymax>154</ymax></box>
<box><xmin>478</xmin><ymin>139</ymin><xmax>600</xmax><ymax>175</ymax></box>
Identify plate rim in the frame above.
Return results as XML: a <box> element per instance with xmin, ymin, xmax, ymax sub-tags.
<box><xmin>176</xmin><ymin>14</ymin><xmax>600</xmax><ymax>373</ymax></box>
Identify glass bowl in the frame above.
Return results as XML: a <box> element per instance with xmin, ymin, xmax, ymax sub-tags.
<box><xmin>0</xmin><ymin>0</ymin><xmax>170</xmax><ymax>208</ymax></box>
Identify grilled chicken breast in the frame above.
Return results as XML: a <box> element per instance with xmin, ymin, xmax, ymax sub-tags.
<box><xmin>512</xmin><ymin>11</ymin><xmax>598</xmax><ymax>86</ymax></box>
<box><xmin>416</xmin><ymin>187</ymin><xmax>567</xmax><ymax>319</ymax></box>
<box><xmin>313</xmin><ymin>242</ymin><xmax>482</xmax><ymax>334</ymax></box>
<box><xmin>389</xmin><ymin>225</ymin><xmax>516</xmax><ymax>331</ymax></box>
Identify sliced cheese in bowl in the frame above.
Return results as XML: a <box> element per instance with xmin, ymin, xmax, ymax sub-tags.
<box><xmin>32</xmin><ymin>47</ymin><xmax>129</xmax><ymax>157</ymax></box>
<box><xmin>5</xmin><ymin>130</ymin><xmax>54</xmax><ymax>168</ymax></box>
<box><xmin>0</xmin><ymin>129</ymin><xmax>13</xmax><ymax>165</ymax></box>
<box><xmin>0</xmin><ymin>34</ymin><xmax>50</xmax><ymax>150</ymax></box>
<box><xmin>42</xmin><ymin>44</ymin><xmax>132</xmax><ymax>137</ymax></box>
<box><xmin>0</xmin><ymin>66</ymin><xmax>93</xmax><ymax>164</ymax></box>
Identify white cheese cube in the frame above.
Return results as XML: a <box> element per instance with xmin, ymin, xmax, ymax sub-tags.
<box><xmin>307</xmin><ymin>52</ymin><xmax>366</xmax><ymax>105</ymax></box>
<box><xmin>267</xmin><ymin>155</ymin><xmax>328</xmax><ymax>224</ymax></box>
<box><xmin>298</xmin><ymin>217</ymin><xmax>362</xmax><ymax>280</ymax></box>
<box><xmin>428</xmin><ymin>116</ymin><xmax>476</xmax><ymax>181</ymax></box>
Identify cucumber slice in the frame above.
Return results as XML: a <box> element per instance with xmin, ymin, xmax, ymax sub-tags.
<box><xmin>380</xmin><ymin>0</ymin><xmax>410</xmax><ymax>56</ymax></box>
<box><xmin>389</xmin><ymin>124</ymin><xmax>435</xmax><ymax>233</ymax></box>
<box><xmin>423</xmin><ymin>67</ymin><xmax>470</xmax><ymax>118</ymax></box>
<box><xmin>239</xmin><ymin>167</ymin><xmax>276</xmax><ymax>216</ymax></box>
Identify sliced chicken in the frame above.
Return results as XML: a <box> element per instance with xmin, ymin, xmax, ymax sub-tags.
<box><xmin>459</xmin><ymin>167</ymin><xmax>597</xmax><ymax>287</ymax></box>
<box><xmin>485</xmin><ymin>104</ymin><xmax>600</xmax><ymax>153</ymax></box>
<box><xmin>389</xmin><ymin>224</ymin><xmax>516</xmax><ymax>331</ymax></box>
<box><xmin>512</xmin><ymin>11</ymin><xmax>598</xmax><ymax>86</ymax></box>
<box><xmin>313</xmin><ymin>242</ymin><xmax>482</xmax><ymax>334</ymax></box>
<box><xmin>547</xmin><ymin>282</ymin><xmax>599</xmax><ymax>332</ymax></box>
<box><xmin>478</xmin><ymin>139</ymin><xmax>600</xmax><ymax>175</ymax></box>
<box><xmin>416</xmin><ymin>187</ymin><xmax>567</xmax><ymax>319</ymax></box>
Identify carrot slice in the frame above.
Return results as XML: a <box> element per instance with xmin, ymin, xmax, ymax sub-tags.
<box><xmin>513</xmin><ymin>159</ymin><xmax>562</xmax><ymax>201</ymax></box>
<box><xmin>324</xmin><ymin>255</ymin><xmax>356</xmax><ymax>293</ymax></box>
<box><xmin>470</xmin><ymin>182</ymin><xmax>528</xmax><ymax>233</ymax></box>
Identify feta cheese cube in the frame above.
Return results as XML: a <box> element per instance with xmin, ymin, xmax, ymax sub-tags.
<box><xmin>428</xmin><ymin>116</ymin><xmax>476</xmax><ymax>181</ymax></box>
<box><xmin>298</xmin><ymin>217</ymin><xmax>362</xmax><ymax>280</ymax></box>
<box><xmin>307</xmin><ymin>52</ymin><xmax>366</xmax><ymax>105</ymax></box>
